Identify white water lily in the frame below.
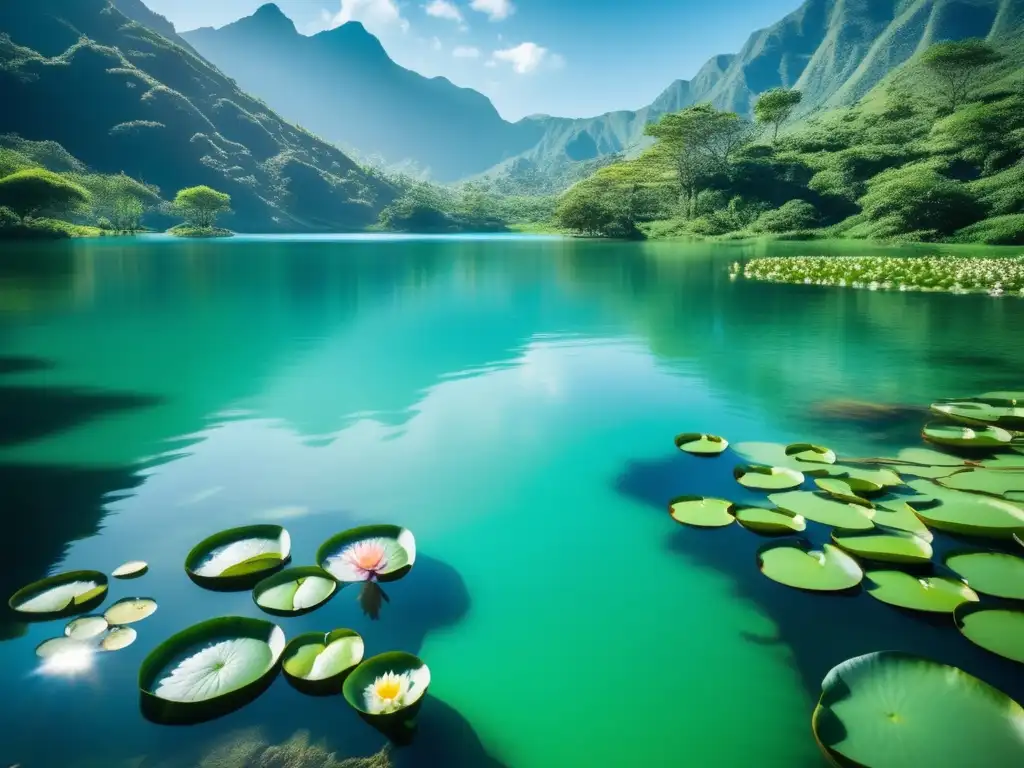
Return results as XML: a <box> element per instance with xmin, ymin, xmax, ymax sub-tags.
<box><xmin>194</xmin><ymin>537</ymin><xmax>281</xmax><ymax>577</ymax></box>
<box><xmin>153</xmin><ymin>638</ymin><xmax>276</xmax><ymax>702</ymax></box>
<box><xmin>16</xmin><ymin>581</ymin><xmax>98</xmax><ymax>613</ymax></box>
<box><xmin>364</xmin><ymin>671</ymin><xmax>411</xmax><ymax>714</ymax></box>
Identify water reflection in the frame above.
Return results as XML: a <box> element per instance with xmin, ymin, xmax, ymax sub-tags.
<box><xmin>358</xmin><ymin>582</ymin><xmax>390</xmax><ymax>621</ymax></box>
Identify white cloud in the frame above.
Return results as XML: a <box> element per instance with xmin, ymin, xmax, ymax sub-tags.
<box><xmin>452</xmin><ymin>45</ymin><xmax>481</xmax><ymax>58</ymax></box>
<box><xmin>320</xmin><ymin>0</ymin><xmax>410</xmax><ymax>35</ymax></box>
<box><xmin>431</xmin><ymin>36</ymin><xmax>444</xmax><ymax>51</ymax></box>
<box><xmin>491</xmin><ymin>42</ymin><xmax>559</xmax><ymax>74</ymax></box>
<box><xmin>424</xmin><ymin>0</ymin><xmax>463</xmax><ymax>23</ymax></box>
<box><xmin>470</xmin><ymin>0</ymin><xmax>514</xmax><ymax>21</ymax></box>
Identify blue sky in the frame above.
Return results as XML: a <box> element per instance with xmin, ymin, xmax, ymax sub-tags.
<box><xmin>144</xmin><ymin>0</ymin><xmax>803</xmax><ymax>120</ymax></box>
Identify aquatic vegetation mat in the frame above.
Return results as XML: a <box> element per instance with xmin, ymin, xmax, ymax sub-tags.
<box><xmin>732</xmin><ymin>255</ymin><xmax>1024</xmax><ymax>297</ymax></box>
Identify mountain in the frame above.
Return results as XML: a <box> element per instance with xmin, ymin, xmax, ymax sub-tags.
<box><xmin>0</xmin><ymin>0</ymin><xmax>395</xmax><ymax>231</ymax></box>
<box><xmin>182</xmin><ymin>0</ymin><xmax>1022</xmax><ymax>184</ymax></box>
<box><xmin>182</xmin><ymin>4</ymin><xmax>544</xmax><ymax>182</ymax></box>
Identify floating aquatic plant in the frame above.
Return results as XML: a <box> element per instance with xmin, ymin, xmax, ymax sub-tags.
<box><xmin>768</xmin><ymin>490</ymin><xmax>875</xmax><ymax>530</ymax></box>
<box><xmin>674</xmin><ymin>432</ymin><xmax>729</xmax><ymax>455</ymax></box>
<box><xmin>112</xmin><ymin>560</ymin><xmax>148</xmax><ymax>579</ymax></box>
<box><xmin>185</xmin><ymin>525</ymin><xmax>291</xmax><ymax>590</ymax></box>
<box><xmin>8</xmin><ymin>570</ymin><xmax>109</xmax><ymax>619</ymax></box>
<box><xmin>101</xmin><ymin>626</ymin><xmax>137</xmax><ymax>651</ymax></box>
<box><xmin>831</xmin><ymin>529</ymin><xmax>933</xmax><ymax>565</ymax></box>
<box><xmin>343</xmin><ymin>652</ymin><xmax>430</xmax><ymax>723</ymax></box>
<box><xmin>282</xmin><ymin>630</ymin><xmax>364</xmax><ymax>694</ymax></box>
<box><xmin>923</xmin><ymin>422</ymin><xmax>1013</xmax><ymax>450</ymax></box>
<box><xmin>906</xmin><ymin>479</ymin><xmax>1024</xmax><ymax>539</ymax></box>
<box><xmin>937</xmin><ymin>468</ymin><xmax>1024</xmax><ymax>500</ymax></box>
<box><xmin>943</xmin><ymin>550</ymin><xmax>1024</xmax><ymax>600</ymax></box>
<box><xmin>734</xmin><ymin>464</ymin><xmax>805</xmax><ymax>491</ymax></box>
<box><xmin>864</xmin><ymin>570</ymin><xmax>979</xmax><ymax>613</ymax></box>
<box><xmin>253</xmin><ymin>567</ymin><xmax>338</xmax><ymax>617</ymax></box>
<box><xmin>734</xmin><ymin>255</ymin><xmax>1024</xmax><ymax>297</ymax></box>
<box><xmin>953</xmin><ymin>603</ymin><xmax>1024</xmax><ymax>663</ymax></box>
<box><xmin>785</xmin><ymin>443</ymin><xmax>836</xmax><ymax>464</ymax></box>
<box><xmin>757</xmin><ymin>540</ymin><xmax>863</xmax><ymax>591</ymax></box>
<box><xmin>318</xmin><ymin>526</ymin><xmax>416</xmax><ymax>584</ymax></box>
<box><xmin>668</xmin><ymin>495</ymin><xmax>736</xmax><ymax>528</ymax></box>
<box><xmin>104</xmin><ymin>597</ymin><xmax>158</xmax><ymax>625</ymax></box>
<box><xmin>734</xmin><ymin>507</ymin><xmax>806</xmax><ymax>535</ymax></box>
<box><xmin>65</xmin><ymin>615</ymin><xmax>108</xmax><ymax>640</ymax></box>
<box><xmin>812</xmin><ymin>652</ymin><xmax>1024</xmax><ymax>767</ymax></box>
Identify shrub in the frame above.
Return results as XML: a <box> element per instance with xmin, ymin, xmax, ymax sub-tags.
<box><xmin>752</xmin><ymin>200</ymin><xmax>820</xmax><ymax>233</ymax></box>
<box><xmin>0</xmin><ymin>168</ymin><xmax>91</xmax><ymax>219</ymax></box>
<box><xmin>858</xmin><ymin>164</ymin><xmax>983</xmax><ymax>236</ymax></box>
<box><xmin>952</xmin><ymin>214</ymin><xmax>1024</xmax><ymax>245</ymax></box>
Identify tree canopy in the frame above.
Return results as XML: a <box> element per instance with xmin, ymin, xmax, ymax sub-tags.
<box><xmin>0</xmin><ymin>168</ymin><xmax>90</xmax><ymax>219</ymax></box>
<box><xmin>754</xmin><ymin>88</ymin><xmax>803</xmax><ymax>143</ymax></box>
<box><xmin>172</xmin><ymin>185</ymin><xmax>231</xmax><ymax>229</ymax></box>
<box><xmin>920</xmin><ymin>39</ymin><xmax>1003</xmax><ymax>112</ymax></box>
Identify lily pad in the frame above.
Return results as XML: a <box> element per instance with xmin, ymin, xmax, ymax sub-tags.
<box><xmin>954</xmin><ymin>603</ymin><xmax>1024</xmax><ymax>663</ymax></box>
<box><xmin>317</xmin><ymin>525</ymin><xmax>417</xmax><ymax>584</ymax></box>
<box><xmin>112</xmin><ymin>560</ymin><xmax>148</xmax><ymax>579</ymax></box>
<box><xmin>864</xmin><ymin>570</ymin><xmax>979</xmax><ymax>613</ymax></box>
<box><xmin>282</xmin><ymin>629</ymin><xmax>364</xmax><ymax>694</ymax></box>
<box><xmin>674</xmin><ymin>432</ymin><xmax>729</xmax><ymax>456</ymax></box>
<box><xmin>8</xmin><ymin>570</ymin><xmax>109</xmax><ymax>619</ymax></box>
<box><xmin>831</xmin><ymin>529</ymin><xmax>933</xmax><ymax>565</ymax></box>
<box><xmin>982</xmin><ymin>452</ymin><xmax>1024</xmax><ymax>470</ymax></box>
<box><xmin>139</xmin><ymin>616</ymin><xmax>285</xmax><ymax>725</ymax></box>
<box><xmin>65</xmin><ymin>615</ymin><xmax>108</xmax><ymax>640</ymax></box>
<box><xmin>893</xmin><ymin>447</ymin><xmax>968</xmax><ymax>467</ymax></box>
<box><xmin>785</xmin><ymin>443</ymin><xmax>836</xmax><ymax>464</ymax></box>
<box><xmin>757</xmin><ymin>540</ymin><xmax>863</xmax><ymax>591</ymax></box>
<box><xmin>944</xmin><ymin>550</ymin><xmax>1024</xmax><ymax>600</ymax></box>
<box><xmin>872</xmin><ymin>500</ymin><xmax>934</xmax><ymax>542</ymax></box>
<box><xmin>923</xmin><ymin>422</ymin><xmax>1012</xmax><ymax>450</ymax></box>
<box><xmin>667</xmin><ymin>496</ymin><xmax>736</xmax><ymax>528</ymax></box>
<box><xmin>814</xmin><ymin>478</ymin><xmax>872</xmax><ymax>507</ymax></box>
<box><xmin>937</xmin><ymin>469</ymin><xmax>1024</xmax><ymax>500</ymax></box>
<box><xmin>104</xmin><ymin>597</ymin><xmax>157</xmax><ymax>625</ymax></box>
<box><xmin>253</xmin><ymin>567</ymin><xmax>338</xmax><ymax>617</ymax></box>
<box><xmin>101</xmin><ymin>626</ymin><xmax>137</xmax><ymax>652</ymax></box>
<box><xmin>932</xmin><ymin>399</ymin><xmax>1024</xmax><ymax>431</ymax></box>
<box><xmin>906</xmin><ymin>479</ymin><xmax>1024</xmax><ymax>539</ymax></box>
<box><xmin>185</xmin><ymin>525</ymin><xmax>291</xmax><ymax>590</ymax></box>
<box><xmin>734</xmin><ymin>465</ymin><xmax>805</xmax><ymax>491</ymax></box>
<box><xmin>769</xmin><ymin>491</ymin><xmax>875</xmax><ymax>531</ymax></box>
<box><xmin>735</xmin><ymin>507</ymin><xmax>806</xmax><ymax>535</ymax></box>
<box><xmin>812</xmin><ymin>651</ymin><xmax>1024</xmax><ymax>767</ymax></box>
<box><xmin>342</xmin><ymin>651</ymin><xmax>431</xmax><ymax>724</ymax></box>
<box><xmin>823</xmin><ymin>465</ymin><xmax>904</xmax><ymax>494</ymax></box>
<box><xmin>36</xmin><ymin>636</ymin><xmax>90</xmax><ymax>659</ymax></box>
<box><xmin>733</xmin><ymin>442</ymin><xmax>833</xmax><ymax>474</ymax></box>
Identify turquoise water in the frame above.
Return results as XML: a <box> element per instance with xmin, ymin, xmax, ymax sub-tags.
<box><xmin>1</xmin><ymin>235</ymin><xmax>1022</xmax><ymax>767</ymax></box>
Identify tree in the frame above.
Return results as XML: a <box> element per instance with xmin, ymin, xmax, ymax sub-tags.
<box><xmin>754</xmin><ymin>88</ymin><xmax>803</xmax><ymax>144</ymax></box>
<box><xmin>920</xmin><ymin>39</ymin><xmax>1004</xmax><ymax>112</ymax></box>
<box><xmin>76</xmin><ymin>172</ymin><xmax>159</xmax><ymax>231</ymax></box>
<box><xmin>644</xmin><ymin>104</ymin><xmax>756</xmax><ymax>218</ymax></box>
<box><xmin>858</xmin><ymin>164</ymin><xmax>983</xmax><ymax>236</ymax></box>
<box><xmin>172</xmin><ymin>185</ymin><xmax>231</xmax><ymax>229</ymax></box>
<box><xmin>0</xmin><ymin>168</ymin><xmax>90</xmax><ymax>219</ymax></box>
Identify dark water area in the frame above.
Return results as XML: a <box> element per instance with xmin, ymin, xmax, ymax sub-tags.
<box><xmin>0</xmin><ymin>234</ymin><xmax>1022</xmax><ymax>767</ymax></box>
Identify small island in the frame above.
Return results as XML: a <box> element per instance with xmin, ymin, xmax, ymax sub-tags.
<box><xmin>167</xmin><ymin>185</ymin><xmax>234</xmax><ymax>238</ymax></box>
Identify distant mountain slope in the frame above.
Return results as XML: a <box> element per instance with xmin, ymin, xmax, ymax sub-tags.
<box><xmin>182</xmin><ymin>4</ymin><xmax>543</xmax><ymax>182</ymax></box>
<box><xmin>183</xmin><ymin>0</ymin><xmax>1019</xmax><ymax>184</ymax></box>
<box><xmin>0</xmin><ymin>0</ymin><xmax>394</xmax><ymax>231</ymax></box>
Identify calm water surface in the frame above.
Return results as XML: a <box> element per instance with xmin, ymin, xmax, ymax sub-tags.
<box><xmin>1</xmin><ymin>235</ymin><xmax>1022</xmax><ymax>767</ymax></box>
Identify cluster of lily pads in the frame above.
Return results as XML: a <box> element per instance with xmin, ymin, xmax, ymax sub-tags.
<box><xmin>729</xmin><ymin>255</ymin><xmax>1024</xmax><ymax>297</ymax></box>
<box><xmin>9</xmin><ymin>522</ymin><xmax>429</xmax><ymax>739</ymax></box>
<box><xmin>671</xmin><ymin>389</ymin><xmax>1024</xmax><ymax>765</ymax></box>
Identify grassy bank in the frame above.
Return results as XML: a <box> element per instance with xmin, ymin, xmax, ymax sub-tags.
<box><xmin>167</xmin><ymin>225</ymin><xmax>234</xmax><ymax>238</ymax></box>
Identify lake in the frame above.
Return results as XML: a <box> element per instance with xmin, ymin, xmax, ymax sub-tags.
<box><xmin>1</xmin><ymin>234</ymin><xmax>1022</xmax><ymax>768</ymax></box>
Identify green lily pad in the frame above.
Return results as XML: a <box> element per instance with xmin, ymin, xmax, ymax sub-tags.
<box><xmin>769</xmin><ymin>491</ymin><xmax>875</xmax><ymax>530</ymax></box>
<box><xmin>65</xmin><ymin>615</ymin><xmax>108</xmax><ymax>640</ymax></box>
<box><xmin>674</xmin><ymin>432</ymin><xmax>729</xmax><ymax>456</ymax></box>
<box><xmin>734</xmin><ymin>464</ymin><xmax>805</xmax><ymax>491</ymax></box>
<box><xmin>893</xmin><ymin>447</ymin><xmax>969</xmax><ymax>467</ymax></box>
<box><xmin>923</xmin><ymin>422</ymin><xmax>1013</xmax><ymax>450</ymax></box>
<box><xmin>982</xmin><ymin>452</ymin><xmax>1024</xmax><ymax>470</ymax></box>
<box><xmin>977</xmin><ymin>391</ymin><xmax>1024</xmax><ymax>405</ymax></box>
<box><xmin>944</xmin><ymin>550</ymin><xmax>1024</xmax><ymax>600</ymax></box>
<box><xmin>932</xmin><ymin>399</ymin><xmax>1024</xmax><ymax>431</ymax></box>
<box><xmin>823</xmin><ymin>465</ymin><xmax>904</xmax><ymax>494</ymax></box>
<box><xmin>139</xmin><ymin>616</ymin><xmax>285</xmax><ymax>725</ymax></box>
<box><xmin>667</xmin><ymin>496</ymin><xmax>736</xmax><ymax>528</ymax></box>
<box><xmin>101</xmin><ymin>626</ymin><xmax>137</xmax><ymax>652</ymax></box>
<box><xmin>253</xmin><ymin>567</ymin><xmax>338</xmax><ymax>617</ymax></box>
<box><xmin>317</xmin><ymin>525</ymin><xmax>417</xmax><ymax>584</ymax></box>
<box><xmin>785</xmin><ymin>443</ymin><xmax>836</xmax><ymax>465</ymax></box>
<box><xmin>954</xmin><ymin>603</ymin><xmax>1024</xmax><ymax>663</ymax></box>
<box><xmin>757</xmin><ymin>540</ymin><xmax>863</xmax><ymax>591</ymax></box>
<box><xmin>814</xmin><ymin>478</ymin><xmax>872</xmax><ymax>507</ymax></box>
<box><xmin>342</xmin><ymin>651</ymin><xmax>431</xmax><ymax>723</ymax></box>
<box><xmin>734</xmin><ymin>507</ymin><xmax>806</xmax><ymax>535</ymax></box>
<box><xmin>812</xmin><ymin>651</ymin><xmax>1024</xmax><ymax>767</ymax></box>
<box><xmin>733</xmin><ymin>442</ymin><xmax>833</xmax><ymax>474</ymax></box>
<box><xmin>872</xmin><ymin>500</ymin><xmax>934</xmax><ymax>542</ymax></box>
<box><xmin>864</xmin><ymin>570</ymin><xmax>979</xmax><ymax>613</ymax></box>
<box><xmin>112</xmin><ymin>560</ymin><xmax>148</xmax><ymax>579</ymax></box>
<box><xmin>907</xmin><ymin>479</ymin><xmax>1024</xmax><ymax>539</ymax></box>
<box><xmin>104</xmin><ymin>597</ymin><xmax>157</xmax><ymax>625</ymax></box>
<box><xmin>36</xmin><ymin>636</ymin><xmax>90</xmax><ymax>659</ymax></box>
<box><xmin>937</xmin><ymin>469</ymin><xmax>1024</xmax><ymax>500</ymax></box>
<box><xmin>282</xmin><ymin>629</ymin><xmax>364</xmax><ymax>694</ymax></box>
<box><xmin>8</xmin><ymin>570</ymin><xmax>109</xmax><ymax>620</ymax></box>
<box><xmin>185</xmin><ymin>525</ymin><xmax>291</xmax><ymax>590</ymax></box>
<box><xmin>831</xmin><ymin>529</ymin><xmax>933</xmax><ymax>565</ymax></box>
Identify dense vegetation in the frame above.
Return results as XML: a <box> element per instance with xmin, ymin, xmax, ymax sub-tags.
<box><xmin>553</xmin><ymin>38</ymin><xmax>1024</xmax><ymax>245</ymax></box>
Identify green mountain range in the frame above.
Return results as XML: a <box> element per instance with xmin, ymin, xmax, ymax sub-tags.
<box><xmin>0</xmin><ymin>0</ymin><xmax>395</xmax><ymax>232</ymax></box>
<box><xmin>179</xmin><ymin>0</ymin><xmax>1022</xmax><ymax>183</ymax></box>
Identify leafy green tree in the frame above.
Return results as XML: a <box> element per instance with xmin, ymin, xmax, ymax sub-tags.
<box><xmin>0</xmin><ymin>168</ymin><xmax>90</xmax><ymax>219</ymax></box>
<box><xmin>173</xmin><ymin>186</ymin><xmax>231</xmax><ymax>229</ymax></box>
<box><xmin>554</xmin><ymin>187</ymin><xmax>612</xmax><ymax>235</ymax></box>
<box><xmin>76</xmin><ymin>172</ymin><xmax>159</xmax><ymax>231</ymax></box>
<box><xmin>920</xmin><ymin>39</ymin><xmax>1003</xmax><ymax>112</ymax></box>
<box><xmin>751</xmin><ymin>199</ymin><xmax>820</xmax><ymax>233</ymax></box>
<box><xmin>858</xmin><ymin>164</ymin><xmax>983</xmax><ymax>236</ymax></box>
<box><xmin>754</xmin><ymin>88</ymin><xmax>803</xmax><ymax>144</ymax></box>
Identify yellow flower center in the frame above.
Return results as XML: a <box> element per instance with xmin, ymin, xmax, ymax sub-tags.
<box><xmin>375</xmin><ymin>678</ymin><xmax>401</xmax><ymax>700</ymax></box>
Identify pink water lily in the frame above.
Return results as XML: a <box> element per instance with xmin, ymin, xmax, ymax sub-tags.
<box><xmin>337</xmin><ymin>539</ymin><xmax>390</xmax><ymax>581</ymax></box>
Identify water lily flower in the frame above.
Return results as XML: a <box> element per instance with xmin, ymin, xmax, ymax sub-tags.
<box><xmin>364</xmin><ymin>670</ymin><xmax>413</xmax><ymax>714</ymax></box>
<box><xmin>330</xmin><ymin>538</ymin><xmax>391</xmax><ymax>581</ymax></box>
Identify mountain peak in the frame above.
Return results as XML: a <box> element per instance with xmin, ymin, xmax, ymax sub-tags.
<box><xmin>247</xmin><ymin>3</ymin><xmax>296</xmax><ymax>33</ymax></box>
<box><xmin>313</xmin><ymin>20</ymin><xmax>390</xmax><ymax>60</ymax></box>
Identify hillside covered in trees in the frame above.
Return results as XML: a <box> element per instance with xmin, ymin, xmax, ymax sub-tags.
<box><xmin>551</xmin><ymin>38</ymin><xmax>1024</xmax><ymax>245</ymax></box>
